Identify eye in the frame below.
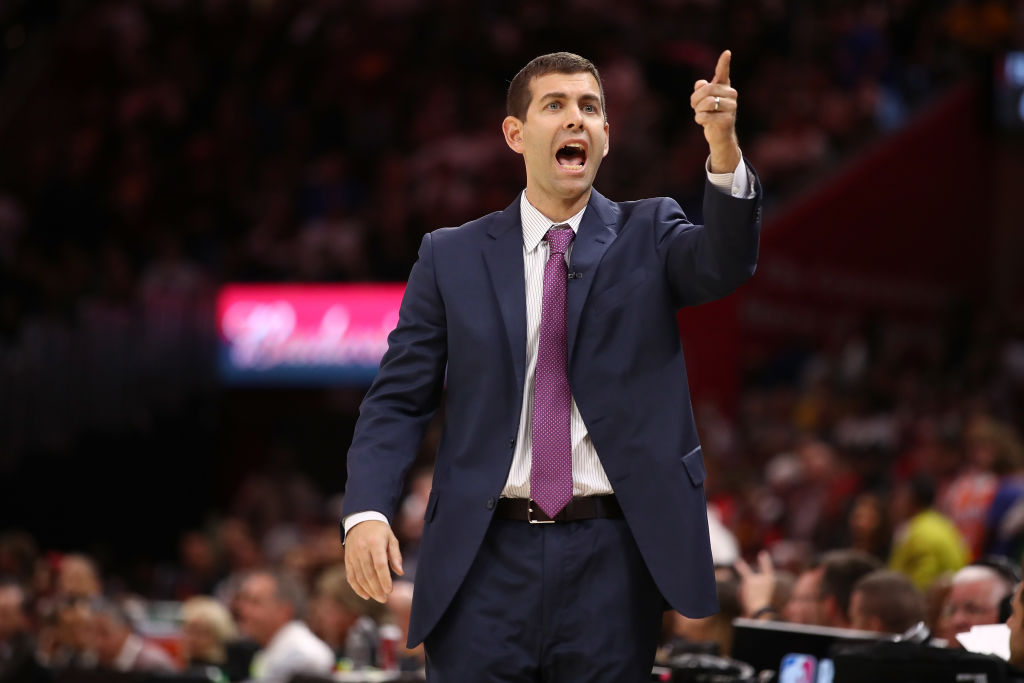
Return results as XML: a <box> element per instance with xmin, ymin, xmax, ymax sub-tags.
<box><xmin>583</xmin><ymin>104</ymin><xmax>596</xmax><ymax>113</ymax></box>
<box><xmin>546</xmin><ymin>101</ymin><xmax>560</xmax><ymax>110</ymax></box>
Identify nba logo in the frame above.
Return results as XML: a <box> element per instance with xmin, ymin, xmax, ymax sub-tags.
<box><xmin>780</xmin><ymin>653</ymin><xmax>817</xmax><ymax>683</ymax></box>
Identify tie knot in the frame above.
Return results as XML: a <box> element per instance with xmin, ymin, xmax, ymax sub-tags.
<box><xmin>544</xmin><ymin>226</ymin><xmax>574</xmax><ymax>255</ymax></box>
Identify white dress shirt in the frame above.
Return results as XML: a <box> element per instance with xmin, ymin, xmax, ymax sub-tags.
<box><xmin>248</xmin><ymin>620</ymin><xmax>335</xmax><ymax>682</ymax></box>
<box><xmin>343</xmin><ymin>156</ymin><xmax>752</xmax><ymax>538</ymax></box>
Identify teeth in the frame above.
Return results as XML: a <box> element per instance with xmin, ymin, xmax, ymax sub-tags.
<box><xmin>561</xmin><ymin>164</ymin><xmax>584</xmax><ymax>170</ymax></box>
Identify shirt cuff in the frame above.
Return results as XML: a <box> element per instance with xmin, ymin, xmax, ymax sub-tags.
<box><xmin>705</xmin><ymin>154</ymin><xmax>753</xmax><ymax>198</ymax></box>
<box><xmin>342</xmin><ymin>511</ymin><xmax>389</xmax><ymax>544</ymax></box>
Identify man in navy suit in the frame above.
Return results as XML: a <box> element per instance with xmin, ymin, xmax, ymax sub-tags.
<box><xmin>341</xmin><ymin>51</ymin><xmax>762</xmax><ymax>681</ymax></box>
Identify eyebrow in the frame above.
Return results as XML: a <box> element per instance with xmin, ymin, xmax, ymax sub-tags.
<box><xmin>539</xmin><ymin>92</ymin><xmax>602</xmax><ymax>106</ymax></box>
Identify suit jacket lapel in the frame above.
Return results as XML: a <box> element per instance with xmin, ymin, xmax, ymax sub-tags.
<box><xmin>483</xmin><ymin>196</ymin><xmax>528</xmax><ymax>390</ymax></box>
<box><xmin>567</xmin><ymin>188</ymin><xmax>618</xmax><ymax>361</ymax></box>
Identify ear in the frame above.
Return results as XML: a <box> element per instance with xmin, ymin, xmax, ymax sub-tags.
<box><xmin>502</xmin><ymin>116</ymin><xmax>524</xmax><ymax>154</ymax></box>
<box><xmin>602</xmin><ymin>121</ymin><xmax>610</xmax><ymax>159</ymax></box>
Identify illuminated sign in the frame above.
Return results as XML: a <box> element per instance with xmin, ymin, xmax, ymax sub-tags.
<box><xmin>217</xmin><ymin>284</ymin><xmax>405</xmax><ymax>385</ymax></box>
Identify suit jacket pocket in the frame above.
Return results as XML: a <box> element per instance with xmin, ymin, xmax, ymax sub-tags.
<box><xmin>681</xmin><ymin>446</ymin><xmax>705</xmax><ymax>487</ymax></box>
<box><xmin>591</xmin><ymin>266</ymin><xmax>651</xmax><ymax>316</ymax></box>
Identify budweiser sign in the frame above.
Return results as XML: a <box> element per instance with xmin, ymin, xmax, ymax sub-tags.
<box><xmin>216</xmin><ymin>284</ymin><xmax>405</xmax><ymax>385</ymax></box>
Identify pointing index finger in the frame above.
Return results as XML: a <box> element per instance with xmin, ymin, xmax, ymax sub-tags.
<box><xmin>712</xmin><ymin>50</ymin><xmax>731</xmax><ymax>85</ymax></box>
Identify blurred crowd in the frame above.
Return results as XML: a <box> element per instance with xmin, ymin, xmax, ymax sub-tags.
<box><xmin>3</xmin><ymin>305</ymin><xmax>1024</xmax><ymax>678</ymax></box>
<box><xmin>3</xmin><ymin>0</ymin><xmax>1024</xmax><ymax>680</ymax></box>
<box><xmin>1</xmin><ymin>0</ymin><xmax>1019</xmax><ymax>457</ymax></box>
<box><xmin>0</xmin><ymin>467</ymin><xmax>437</xmax><ymax>681</ymax></box>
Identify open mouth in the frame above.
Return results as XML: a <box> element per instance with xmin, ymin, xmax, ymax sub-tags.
<box><xmin>555</xmin><ymin>142</ymin><xmax>587</xmax><ymax>171</ymax></box>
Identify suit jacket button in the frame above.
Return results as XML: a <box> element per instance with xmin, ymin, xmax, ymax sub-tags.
<box><xmin>486</xmin><ymin>498</ymin><xmax>495</xmax><ymax>510</ymax></box>
<box><xmin>508</xmin><ymin>438</ymin><xmax>516</xmax><ymax>449</ymax></box>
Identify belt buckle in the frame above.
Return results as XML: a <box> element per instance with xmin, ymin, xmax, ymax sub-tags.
<box><xmin>527</xmin><ymin>499</ymin><xmax>555</xmax><ymax>524</ymax></box>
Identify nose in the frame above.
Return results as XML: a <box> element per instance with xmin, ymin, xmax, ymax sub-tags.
<box><xmin>564</xmin><ymin>105</ymin><xmax>583</xmax><ymax>130</ymax></box>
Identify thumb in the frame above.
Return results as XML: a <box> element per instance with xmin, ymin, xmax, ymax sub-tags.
<box><xmin>387</xmin><ymin>531</ymin><xmax>404</xmax><ymax>576</ymax></box>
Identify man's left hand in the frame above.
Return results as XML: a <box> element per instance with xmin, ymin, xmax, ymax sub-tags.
<box><xmin>691</xmin><ymin>49</ymin><xmax>741</xmax><ymax>173</ymax></box>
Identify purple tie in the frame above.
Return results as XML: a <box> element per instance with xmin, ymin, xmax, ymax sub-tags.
<box><xmin>531</xmin><ymin>226</ymin><xmax>574</xmax><ymax>518</ymax></box>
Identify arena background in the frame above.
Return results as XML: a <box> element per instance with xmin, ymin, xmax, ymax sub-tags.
<box><xmin>0</xmin><ymin>0</ymin><xmax>1022</xmax><ymax>602</ymax></box>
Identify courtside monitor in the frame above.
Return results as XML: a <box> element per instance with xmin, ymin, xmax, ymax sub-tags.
<box><xmin>731</xmin><ymin>618</ymin><xmax>894</xmax><ymax>674</ymax></box>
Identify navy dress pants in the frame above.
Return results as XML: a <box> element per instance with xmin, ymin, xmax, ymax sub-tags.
<box><xmin>423</xmin><ymin>515</ymin><xmax>666</xmax><ymax>682</ymax></box>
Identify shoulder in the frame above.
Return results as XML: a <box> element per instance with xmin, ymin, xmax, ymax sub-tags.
<box><xmin>595</xmin><ymin>191</ymin><xmax>684</xmax><ymax>226</ymax></box>
<box><xmin>428</xmin><ymin>209</ymin><xmax>506</xmax><ymax>246</ymax></box>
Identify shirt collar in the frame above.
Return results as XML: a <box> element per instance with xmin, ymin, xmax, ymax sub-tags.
<box><xmin>520</xmin><ymin>191</ymin><xmax>588</xmax><ymax>252</ymax></box>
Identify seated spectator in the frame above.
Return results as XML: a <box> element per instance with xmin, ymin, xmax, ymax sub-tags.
<box><xmin>938</xmin><ymin>564</ymin><xmax>1016</xmax><ymax>647</ymax></box>
<box><xmin>56</xmin><ymin>554</ymin><xmax>102</xmax><ymax>601</ymax></box>
<box><xmin>818</xmin><ymin>549</ymin><xmax>882</xmax><ymax>628</ymax></box>
<box><xmin>91</xmin><ymin>598</ymin><xmax>178</xmax><ymax>673</ymax></box>
<box><xmin>181</xmin><ymin>595</ymin><xmax>237</xmax><ymax>676</ymax></box>
<box><xmin>784</xmin><ymin>564</ymin><xmax>824</xmax><ymax>625</ymax></box>
<box><xmin>0</xmin><ymin>580</ymin><xmax>47</xmax><ymax>682</ymax></box>
<box><xmin>663</xmin><ymin>576</ymin><xmax>742</xmax><ymax>658</ymax></box>
<box><xmin>890</xmin><ymin>475</ymin><xmax>970</xmax><ymax>591</ymax></box>
<box><xmin>36</xmin><ymin>596</ymin><xmax>95</xmax><ymax>669</ymax></box>
<box><xmin>308</xmin><ymin>565</ymin><xmax>379</xmax><ymax>668</ymax></box>
<box><xmin>848</xmin><ymin>569</ymin><xmax>925</xmax><ymax>634</ymax></box>
<box><xmin>236</xmin><ymin>570</ymin><xmax>334</xmax><ymax>681</ymax></box>
<box><xmin>384</xmin><ymin>580</ymin><xmax>423</xmax><ymax>671</ymax></box>
<box><xmin>734</xmin><ymin>550</ymin><xmax>793</xmax><ymax>621</ymax></box>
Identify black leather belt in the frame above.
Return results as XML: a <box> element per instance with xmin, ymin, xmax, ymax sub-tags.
<box><xmin>494</xmin><ymin>495</ymin><xmax>623</xmax><ymax>523</ymax></box>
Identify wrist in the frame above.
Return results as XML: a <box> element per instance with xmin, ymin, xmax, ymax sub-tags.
<box><xmin>708</xmin><ymin>142</ymin><xmax>741</xmax><ymax>174</ymax></box>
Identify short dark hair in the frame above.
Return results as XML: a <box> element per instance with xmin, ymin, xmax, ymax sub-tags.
<box><xmin>820</xmin><ymin>549</ymin><xmax>882</xmax><ymax>622</ymax></box>
<box><xmin>853</xmin><ymin>569</ymin><xmax>925</xmax><ymax>634</ymax></box>
<box><xmin>506</xmin><ymin>52</ymin><xmax>606</xmax><ymax>121</ymax></box>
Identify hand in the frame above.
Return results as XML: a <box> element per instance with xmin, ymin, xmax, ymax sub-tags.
<box><xmin>734</xmin><ymin>550</ymin><xmax>776</xmax><ymax>618</ymax></box>
<box><xmin>344</xmin><ymin>520</ymin><xmax>404</xmax><ymax>603</ymax></box>
<box><xmin>690</xmin><ymin>50</ymin><xmax>741</xmax><ymax>173</ymax></box>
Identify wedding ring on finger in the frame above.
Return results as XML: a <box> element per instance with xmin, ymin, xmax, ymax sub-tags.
<box><xmin>714</xmin><ymin>96</ymin><xmax>720</xmax><ymax>111</ymax></box>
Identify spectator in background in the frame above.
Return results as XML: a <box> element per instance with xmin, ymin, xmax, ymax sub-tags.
<box><xmin>0</xmin><ymin>533</ymin><xmax>38</xmax><ymax>588</ymax></box>
<box><xmin>181</xmin><ymin>596</ymin><xmax>237</xmax><ymax>677</ymax></box>
<box><xmin>977</xmin><ymin>420</ymin><xmax>1024</xmax><ymax>558</ymax></box>
<box><xmin>846</xmin><ymin>492</ymin><xmax>892</xmax><ymax>561</ymax></box>
<box><xmin>36</xmin><ymin>596</ymin><xmax>94</xmax><ymax>669</ymax></box>
<box><xmin>91</xmin><ymin>598</ymin><xmax>178</xmax><ymax>673</ymax></box>
<box><xmin>154</xmin><ymin>531</ymin><xmax>224</xmax><ymax>601</ymax></box>
<box><xmin>664</xmin><ymin>575</ymin><xmax>742</xmax><ymax>659</ymax></box>
<box><xmin>0</xmin><ymin>580</ymin><xmax>47</xmax><ymax>682</ymax></box>
<box><xmin>890</xmin><ymin>475</ymin><xmax>969</xmax><ymax>591</ymax></box>
<box><xmin>848</xmin><ymin>570</ymin><xmax>926</xmax><ymax>634</ymax></box>
<box><xmin>734</xmin><ymin>550</ymin><xmax>787</xmax><ymax>621</ymax></box>
<box><xmin>56</xmin><ymin>555</ymin><xmax>101</xmax><ymax>601</ymax></box>
<box><xmin>938</xmin><ymin>564</ymin><xmax>1016</xmax><ymax>647</ymax></box>
<box><xmin>784</xmin><ymin>564</ymin><xmax>824</xmax><ymax>625</ymax></box>
<box><xmin>236</xmin><ymin>570</ymin><xmax>334</xmax><ymax>681</ymax></box>
<box><xmin>942</xmin><ymin>415</ymin><xmax>1023</xmax><ymax>560</ymax></box>
<box><xmin>786</xmin><ymin>439</ymin><xmax>861</xmax><ymax>550</ymax></box>
<box><xmin>308</xmin><ymin>565</ymin><xmax>379</xmax><ymax>669</ymax></box>
<box><xmin>383</xmin><ymin>580</ymin><xmax>423</xmax><ymax>671</ymax></box>
<box><xmin>817</xmin><ymin>550</ymin><xmax>882</xmax><ymax>628</ymax></box>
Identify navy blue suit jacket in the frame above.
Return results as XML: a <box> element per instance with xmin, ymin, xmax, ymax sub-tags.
<box><xmin>342</xmin><ymin>167</ymin><xmax>762</xmax><ymax>648</ymax></box>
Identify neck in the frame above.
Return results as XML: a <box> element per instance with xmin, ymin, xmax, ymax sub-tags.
<box><xmin>524</xmin><ymin>186</ymin><xmax>591</xmax><ymax>223</ymax></box>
